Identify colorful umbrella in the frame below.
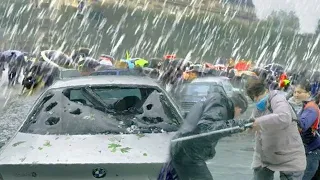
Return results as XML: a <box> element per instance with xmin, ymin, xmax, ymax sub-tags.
<box><xmin>134</xmin><ymin>59</ymin><xmax>148</xmax><ymax>67</ymax></box>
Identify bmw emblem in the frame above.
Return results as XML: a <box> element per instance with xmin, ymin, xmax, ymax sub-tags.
<box><xmin>92</xmin><ymin>168</ymin><xmax>107</xmax><ymax>178</ymax></box>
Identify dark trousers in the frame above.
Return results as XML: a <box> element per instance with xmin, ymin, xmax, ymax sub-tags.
<box><xmin>312</xmin><ymin>163</ymin><xmax>320</xmax><ymax>180</ymax></box>
<box><xmin>172</xmin><ymin>160</ymin><xmax>213</xmax><ymax>180</ymax></box>
<box><xmin>304</xmin><ymin>149</ymin><xmax>320</xmax><ymax>180</ymax></box>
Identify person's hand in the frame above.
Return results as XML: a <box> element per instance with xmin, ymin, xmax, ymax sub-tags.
<box><xmin>251</xmin><ymin>120</ymin><xmax>261</xmax><ymax>132</ymax></box>
<box><xmin>245</xmin><ymin>118</ymin><xmax>260</xmax><ymax>132</ymax></box>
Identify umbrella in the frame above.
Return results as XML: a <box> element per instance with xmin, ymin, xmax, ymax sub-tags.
<box><xmin>164</xmin><ymin>54</ymin><xmax>176</xmax><ymax>60</ymax></box>
<box><xmin>99</xmin><ymin>54</ymin><xmax>115</xmax><ymax>61</ymax></box>
<box><xmin>120</xmin><ymin>59</ymin><xmax>135</xmax><ymax>69</ymax></box>
<box><xmin>235</xmin><ymin>61</ymin><xmax>250</xmax><ymax>71</ymax></box>
<box><xmin>134</xmin><ymin>59</ymin><xmax>148</xmax><ymax>67</ymax></box>
<box><xmin>264</xmin><ymin>63</ymin><xmax>284</xmax><ymax>73</ymax></box>
<box><xmin>204</xmin><ymin>63</ymin><xmax>215</xmax><ymax>69</ymax></box>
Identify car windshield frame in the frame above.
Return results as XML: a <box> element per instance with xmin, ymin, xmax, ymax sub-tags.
<box><xmin>220</xmin><ymin>79</ymin><xmax>234</xmax><ymax>93</ymax></box>
<box><xmin>19</xmin><ymin>84</ymin><xmax>182</xmax><ymax>135</ymax></box>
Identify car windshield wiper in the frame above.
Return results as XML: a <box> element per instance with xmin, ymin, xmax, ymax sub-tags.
<box><xmin>78</xmin><ymin>88</ymin><xmax>113</xmax><ymax>113</ymax></box>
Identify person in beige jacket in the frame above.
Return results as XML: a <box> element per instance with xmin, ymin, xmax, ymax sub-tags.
<box><xmin>246</xmin><ymin>78</ymin><xmax>306</xmax><ymax>180</ymax></box>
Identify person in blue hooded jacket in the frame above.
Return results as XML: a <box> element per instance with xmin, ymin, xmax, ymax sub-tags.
<box><xmin>293</xmin><ymin>81</ymin><xmax>320</xmax><ymax>180</ymax></box>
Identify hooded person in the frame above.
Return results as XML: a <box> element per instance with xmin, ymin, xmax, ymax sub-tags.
<box><xmin>160</xmin><ymin>91</ymin><xmax>249</xmax><ymax>180</ymax></box>
<box><xmin>22</xmin><ymin>61</ymin><xmax>59</xmax><ymax>91</ymax></box>
<box><xmin>71</xmin><ymin>48</ymin><xmax>90</xmax><ymax>64</ymax></box>
<box><xmin>6</xmin><ymin>51</ymin><xmax>26</xmax><ymax>85</ymax></box>
<box><xmin>289</xmin><ymin>81</ymin><xmax>320</xmax><ymax>180</ymax></box>
<box><xmin>246</xmin><ymin>77</ymin><xmax>306</xmax><ymax>180</ymax></box>
<box><xmin>0</xmin><ymin>52</ymin><xmax>6</xmax><ymax>79</ymax></box>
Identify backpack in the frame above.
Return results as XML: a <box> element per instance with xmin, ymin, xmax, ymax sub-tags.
<box><xmin>298</xmin><ymin>101</ymin><xmax>320</xmax><ymax>136</ymax></box>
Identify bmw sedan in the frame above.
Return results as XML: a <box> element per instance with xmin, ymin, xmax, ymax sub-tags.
<box><xmin>0</xmin><ymin>76</ymin><xmax>183</xmax><ymax>180</ymax></box>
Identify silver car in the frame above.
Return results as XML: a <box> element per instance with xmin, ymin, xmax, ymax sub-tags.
<box><xmin>174</xmin><ymin>76</ymin><xmax>237</xmax><ymax>114</ymax></box>
<box><xmin>0</xmin><ymin>76</ymin><xmax>183</xmax><ymax>180</ymax></box>
<box><xmin>191</xmin><ymin>76</ymin><xmax>235</xmax><ymax>97</ymax></box>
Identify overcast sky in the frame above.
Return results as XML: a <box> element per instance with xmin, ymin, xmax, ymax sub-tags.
<box><xmin>252</xmin><ymin>0</ymin><xmax>320</xmax><ymax>33</ymax></box>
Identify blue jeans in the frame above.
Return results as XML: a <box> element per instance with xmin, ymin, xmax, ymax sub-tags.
<box><xmin>253</xmin><ymin>167</ymin><xmax>304</xmax><ymax>180</ymax></box>
<box><xmin>303</xmin><ymin>149</ymin><xmax>320</xmax><ymax>180</ymax></box>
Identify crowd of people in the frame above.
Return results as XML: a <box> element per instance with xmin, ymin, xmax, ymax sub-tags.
<box><xmin>1</xmin><ymin>48</ymin><xmax>320</xmax><ymax>179</ymax></box>
<box><xmin>159</xmin><ymin>74</ymin><xmax>320</xmax><ymax>180</ymax></box>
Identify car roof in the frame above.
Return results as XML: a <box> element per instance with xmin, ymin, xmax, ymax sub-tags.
<box><xmin>50</xmin><ymin>75</ymin><xmax>159</xmax><ymax>89</ymax></box>
<box><xmin>190</xmin><ymin>76</ymin><xmax>230</xmax><ymax>83</ymax></box>
<box><xmin>61</xmin><ymin>69</ymin><xmax>78</xmax><ymax>71</ymax></box>
<box><xmin>95</xmin><ymin>68</ymin><xmax>128</xmax><ymax>72</ymax></box>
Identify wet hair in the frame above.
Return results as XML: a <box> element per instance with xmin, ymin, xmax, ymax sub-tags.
<box><xmin>296</xmin><ymin>80</ymin><xmax>311</xmax><ymax>93</ymax></box>
<box><xmin>245</xmin><ymin>77</ymin><xmax>267</xmax><ymax>101</ymax></box>
<box><xmin>230</xmin><ymin>92</ymin><xmax>248</xmax><ymax>114</ymax></box>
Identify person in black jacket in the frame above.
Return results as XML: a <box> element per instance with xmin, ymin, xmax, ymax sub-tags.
<box><xmin>169</xmin><ymin>91</ymin><xmax>249</xmax><ymax>180</ymax></box>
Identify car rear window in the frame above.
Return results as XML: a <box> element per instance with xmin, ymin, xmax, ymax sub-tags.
<box><xmin>19</xmin><ymin>86</ymin><xmax>181</xmax><ymax>135</ymax></box>
<box><xmin>183</xmin><ymin>82</ymin><xmax>225</xmax><ymax>96</ymax></box>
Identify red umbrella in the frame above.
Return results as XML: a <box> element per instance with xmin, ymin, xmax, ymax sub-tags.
<box><xmin>205</xmin><ymin>63</ymin><xmax>215</xmax><ymax>69</ymax></box>
<box><xmin>234</xmin><ymin>61</ymin><xmax>250</xmax><ymax>71</ymax></box>
<box><xmin>164</xmin><ymin>54</ymin><xmax>176</xmax><ymax>60</ymax></box>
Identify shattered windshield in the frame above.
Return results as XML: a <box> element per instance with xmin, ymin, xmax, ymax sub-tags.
<box><xmin>19</xmin><ymin>86</ymin><xmax>181</xmax><ymax>135</ymax></box>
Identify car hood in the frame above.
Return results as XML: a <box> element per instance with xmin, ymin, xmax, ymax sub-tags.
<box><xmin>0</xmin><ymin>132</ymin><xmax>175</xmax><ymax>165</ymax></box>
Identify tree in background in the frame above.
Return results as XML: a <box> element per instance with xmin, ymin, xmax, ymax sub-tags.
<box><xmin>223</xmin><ymin>0</ymin><xmax>255</xmax><ymax>8</ymax></box>
<box><xmin>264</xmin><ymin>10</ymin><xmax>300</xmax><ymax>31</ymax></box>
<box><xmin>315</xmin><ymin>19</ymin><xmax>320</xmax><ymax>34</ymax></box>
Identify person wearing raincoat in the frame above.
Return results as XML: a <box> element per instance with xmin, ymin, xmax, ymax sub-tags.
<box><xmin>166</xmin><ymin>91</ymin><xmax>249</xmax><ymax>180</ymax></box>
<box><xmin>246</xmin><ymin>78</ymin><xmax>306</xmax><ymax>180</ymax></box>
<box><xmin>22</xmin><ymin>61</ymin><xmax>59</xmax><ymax>96</ymax></box>
<box><xmin>71</xmin><ymin>48</ymin><xmax>90</xmax><ymax>64</ymax></box>
<box><xmin>288</xmin><ymin>81</ymin><xmax>320</xmax><ymax>180</ymax></box>
<box><xmin>77</xmin><ymin>57</ymin><xmax>100</xmax><ymax>76</ymax></box>
<box><xmin>0</xmin><ymin>52</ymin><xmax>6</xmax><ymax>79</ymax></box>
<box><xmin>1</xmin><ymin>50</ymin><xmax>26</xmax><ymax>85</ymax></box>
